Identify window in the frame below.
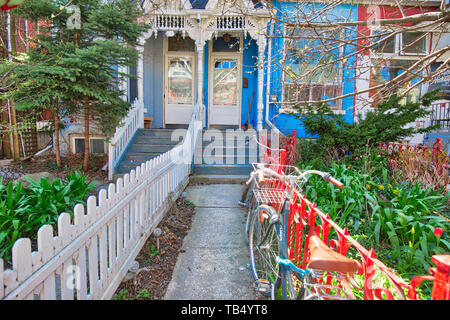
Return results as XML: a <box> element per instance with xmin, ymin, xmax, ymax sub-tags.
<box><xmin>375</xmin><ymin>34</ymin><xmax>395</xmax><ymax>54</ymax></box>
<box><xmin>212</xmin><ymin>36</ymin><xmax>240</xmax><ymax>52</ymax></box>
<box><xmin>128</xmin><ymin>65</ymin><xmax>138</xmax><ymax>103</ymax></box>
<box><xmin>167</xmin><ymin>57</ymin><xmax>193</xmax><ymax>105</ymax></box>
<box><xmin>168</xmin><ymin>36</ymin><xmax>195</xmax><ymax>52</ymax></box>
<box><xmin>213</xmin><ymin>60</ymin><xmax>238</xmax><ymax>105</ymax></box>
<box><xmin>282</xmin><ymin>28</ymin><xmax>343</xmax><ymax>109</ymax></box>
<box><xmin>402</xmin><ymin>32</ymin><xmax>427</xmax><ymax>55</ymax></box>
<box><xmin>369</xmin><ymin>31</ymin><xmax>428</xmax><ymax>106</ymax></box>
<box><xmin>73</xmin><ymin>137</ymin><xmax>106</xmax><ymax>154</ymax></box>
<box><xmin>369</xmin><ymin>59</ymin><xmax>421</xmax><ymax>105</ymax></box>
<box><xmin>189</xmin><ymin>0</ymin><xmax>208</xmax><ymax>9</ymax></box>
<box><xmin>372</xmin><ymin>31</ymin><xmax>428</xmax><ymax>56</ymax></box>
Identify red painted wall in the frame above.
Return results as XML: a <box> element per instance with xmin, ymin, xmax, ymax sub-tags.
<box><xmin>357</xmin><ymin>4</ymin><xmax>439</xmax><ymax>55</ymax></box>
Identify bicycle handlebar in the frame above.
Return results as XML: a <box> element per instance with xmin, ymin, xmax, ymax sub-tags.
<box><xmin>252</xmin><ymin>164</ymin><xmax>344</xmax><ymax>189</ymax></box>
<box><xmin>322</xmin><ymin>173</ymin><xmax>344</xmax><ymax>189</ymax></box>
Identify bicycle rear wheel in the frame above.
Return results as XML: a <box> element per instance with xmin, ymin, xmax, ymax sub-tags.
<box><xmin>248</xmin><ymin>205</ymin><xmax>280</xmax><ymax>295</ymax></box>
<box><xmin>292</xmin><ymin>272</ymin><xmax>315</xmax><ymax>300</ymax></box>
<box><xmin>271</xmin><ymin>268</ymin><xmax>301</xmax><ymax>300</ymax></box>
<box><xmin>244</xmin><ymin>184</ymin><xmax>256</xmax><ymax>245</ymax></box>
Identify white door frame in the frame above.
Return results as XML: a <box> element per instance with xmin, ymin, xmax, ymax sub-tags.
<box><xmin>163</xmin><ymin>44</ymin><xmax>196</xmax><ymax>127</ymax></box>
<box><xmin>208</xmin><ymin>51</ymin><xmax>243</xmax><ymax>127</ymax></box>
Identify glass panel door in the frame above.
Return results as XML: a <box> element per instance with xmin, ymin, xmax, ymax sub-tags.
<box><xmin>165</xmin><ymin>54</ymin><xmax>195</xmax><ymax>125</ymax></box>
<box><xmin>213</xmin><ymin>60</ymin><xmax>238</xmax><ymax>106</ymax></box>
<box><xmin>209</xmin><ymin>56</ymin><xmax>241</xmax><ymax>126</ymax></box>
<box><xmin>167</xmin><ymin>57</ymin><xmax>193</xmax><ymax>105</ymax></box>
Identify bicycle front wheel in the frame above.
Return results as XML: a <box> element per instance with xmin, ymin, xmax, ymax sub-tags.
<box><xmin>249</xmin><ymin>205</ymin><xmax>280</xmax><ymax>294</ymax></box>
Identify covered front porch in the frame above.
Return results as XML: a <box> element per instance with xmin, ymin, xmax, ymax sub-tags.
<box><xmin>135</xmin><ymin>1</ymin><xmax>270</xmax><ymax>131</ymax></box>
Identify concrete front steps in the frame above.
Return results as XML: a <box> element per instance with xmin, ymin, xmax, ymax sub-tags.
<box><xmin>192</xmin><ymin>129</ymin><xmax>258</xmax><ymax>183</ymax></box>
<box><xmin>116</xmin><ymin>128</ymin><xmax>184</xmax><ymax>174</ymax></box>
<box><xmin>115</xmin><ymin>128</ymin><xmax>259</xmax><ymax>184</ymax></box>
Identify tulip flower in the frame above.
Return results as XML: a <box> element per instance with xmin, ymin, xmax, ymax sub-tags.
<box><xmin>1</xmin><ymin>0</ymin><xmax>25</xmax><ymax>11</ymax></box>
<box><xmin>434</xmin><ymin>227</ymin><xmax>444</xmax><ymax>249</ymax></box>
<box><xmin>434</xmin><ymin>227</ymin><xmax>444</xmax><ymax>237</ymax></box>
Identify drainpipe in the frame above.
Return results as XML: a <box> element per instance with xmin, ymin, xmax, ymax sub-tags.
<box><xmin>265</xmin><ymin>19</ymin><xmax>280</xmax><ymax>135</ymax></box>
<box><xmin>25</xmin><ymin>19</ymin><xmax>29</xmax><ymax>52</ymax></box>
<box><xmin>353</xmin><ymin>51</ymin><xmax>358</xmax><ymax>124</ymax></box>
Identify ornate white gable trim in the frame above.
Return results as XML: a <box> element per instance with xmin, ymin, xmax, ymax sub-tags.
<box><xmin>138</xmin><ymin>0</ymin><xmax>270</xmax><ymax>50</ymax></box>
<box><xmin>141</xmin><ymin>0</ymin><xmax>269</xmax><ymax>15</ymax></box>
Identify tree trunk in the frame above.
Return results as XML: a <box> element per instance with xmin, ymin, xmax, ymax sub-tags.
<box><xmin>0</xmin><ymin>101</ymin><xmax>11</xmax><ymax>159</ymax></box>
<box><xmin>0</xmin><ymin>13</ymin><xmax>10</xmax><ymax>158</ymax></box>
<box><xmin>54</xmin><ymin>100</ymin><xmax>61</xmax><ymax>168</ymax></box>
<box><xmin>8</xmin><ymin>13</ymin><xmax>20</xmax><ymax>160</ymax></box>
<box><xmin>9</xmin><ymin>101</ymin><xmax>20</xmax><ymax>160</ymax></box>
<box><xmin>83</xmin><ymin>96</ymin><xmax>90</xmax><ymax>171</ymax></box>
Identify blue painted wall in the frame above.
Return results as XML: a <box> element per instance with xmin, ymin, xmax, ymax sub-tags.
<box><xmin>242</xmin><ymin>36</ymin><xmax>258</xmax><ymax>128</ymax></box>
<box><xmin>202</xmin><ymin>36</ymin><xmax>259</xmax><ymax>129</ymax></box>
<box><xmin>267</xmin><ymin>1</ymin><xmax>359</xmax><ymax>137</ymax></box>
<box><xmin>143</xmin><ymin>35</ymin><xmax>164</xmax><ymax>128</ymax></box>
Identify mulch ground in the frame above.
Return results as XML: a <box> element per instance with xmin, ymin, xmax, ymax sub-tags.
<box><xmin>5</xmin><ymin>153</ymin><xmax>109</xmax><ymax>182</ymax></box>
<box><xmin>112</xmin><ymin>196</ymin><xmax>196</xmax><ymax>300</ymax></box>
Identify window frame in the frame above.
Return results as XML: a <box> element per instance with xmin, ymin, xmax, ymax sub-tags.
<box><xmin>71</xmin><ymin>135</ymin><xmax>107</xmax><ymax>155</ymax></box>
<box><xmin>281</xmin><ymin>27</ymin><xmax>345</xmax><ymax>110</ymax></box>
<box><xmin>371</xmin><ymin>30</ymin><xmax>429</xmax><ymax>58</ymax></box>
<box><xmin>368</xmin><ymin>58</ymin><xmax>423</xmax><ymax>106</ymax></box>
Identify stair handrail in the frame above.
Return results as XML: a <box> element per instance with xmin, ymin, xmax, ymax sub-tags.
<box><xmin>108</xmin><ymin>98</ymin><xmax>145</xmax><ymax>180</ymax></box>
<box><xmin>173</xmin><ymin>101</ymin><xmax>204</xmax><ymax>169</ymax></box>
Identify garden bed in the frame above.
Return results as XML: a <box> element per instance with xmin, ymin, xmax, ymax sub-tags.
<box><xmin>112</xmin><ymin>196</ymin><xmax>196</xmax><ymax>300</ymax></box>
<box><xmin>4</xmin><ymin>153</ymin><xmax>109</xmax><ymax>183</ymax></box>
<box><xmin>295</xmin><ymin>153</ymin><xmax>449</xmax><ymax>298</ymax></box>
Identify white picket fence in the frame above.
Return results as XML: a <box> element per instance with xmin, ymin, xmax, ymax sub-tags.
<box><xmin>108</xmin><ymin>99</ymin><xmax>145</xmax><ymax>180</ymax></box>
<box><xmin>0</xmin><ymin>102</ymin><xmax>204</xmax><ymax>300</ymax></box>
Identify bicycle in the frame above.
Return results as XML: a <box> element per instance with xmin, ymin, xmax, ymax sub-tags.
<box><xmin>242</xmin><ymin>162</ymin><xmax>299</xmax><ymax>245</ymax></box>
<box><xmin>238</xmin><ymin>134</ymin><xmax>290</xmax><ymax>245</ymax></box>
<box><xmin>247</xmin><ymin>163</ymin><xmax>358</xmax><ymax>300</ymax></box>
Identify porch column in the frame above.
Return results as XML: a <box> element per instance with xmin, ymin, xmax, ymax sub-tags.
<box><xmin>136</xmin><ymin>30</ymin><xmax>153</xmax><ymax>103</ymax></box>
<box><xmin>137</xmin><ymin>50</ymin><xmax>144</xmax><ymax>103</ymax></box>
<box><xmin>256</xmin><ymin>37</ymin><xmax>267</xmax><ymax>131</ymax></box>
<box><xmin>196</xmin><ymin>42</ymin><xmax>204</xmax><ymax>106</ymax></box>
<box><xmin>195</xmin><ymin>40</ymin><xmax>206</xmax><ymax>127</ymax></box>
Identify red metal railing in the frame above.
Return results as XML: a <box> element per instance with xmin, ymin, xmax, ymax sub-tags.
<box><xmin>260</xmin><ymin>135</ymin><xmax>450</xmax><ymax>300</ymax></box>
<box><xmin>287</xmin><ymin>191</ymin><xmax>449</xmax><ymax>300</ymax></box>
<box><xmin>379</xmin><ymin>138</ymin><xmax>449</xmax><ymax>189</ymax></box>
<box><xmin>260</xmin><ymin>130</ymin><xmax>296</xmax><ymax>166</ymax></box>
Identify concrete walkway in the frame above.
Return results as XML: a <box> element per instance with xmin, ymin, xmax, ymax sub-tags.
<box><xmin>164</xmin><ymin>184</ymin><xmax>257</xmax><ymax>300</ymax></box>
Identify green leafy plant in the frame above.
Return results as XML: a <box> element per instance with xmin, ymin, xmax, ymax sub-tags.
<box><xmin>136</xmin><ymin>289</ymin><xmax>151</xmax><ymax>300</ymax></box>
<box><xmin>113</xmin><ymin>289</ymin><xmax>129</xmax><ymax>300</ymax></box>
<box><xmin>297</xmin><ymin>161</ymin><xmax>449</xmax><ymax>280</ymax></box>
<box><xmin>184</xmin><ymin>200</ymin><xmax>195</xmax><ymax>207</ymax></box>
<box><xmin>0</xmin><ymin>172</ymin><xmax>97</xmax><ymax>261</ymax></box>
<box><xmin>292</xmin><ymin>91</ymin><xmax>440</xmax><ymax>159</ymax></box>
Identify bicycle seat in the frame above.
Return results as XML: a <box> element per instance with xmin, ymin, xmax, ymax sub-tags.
<box><xmin>307</xmin><ymin>236</ymin><xmax>358</xmax><ymax>273</ymax></box>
